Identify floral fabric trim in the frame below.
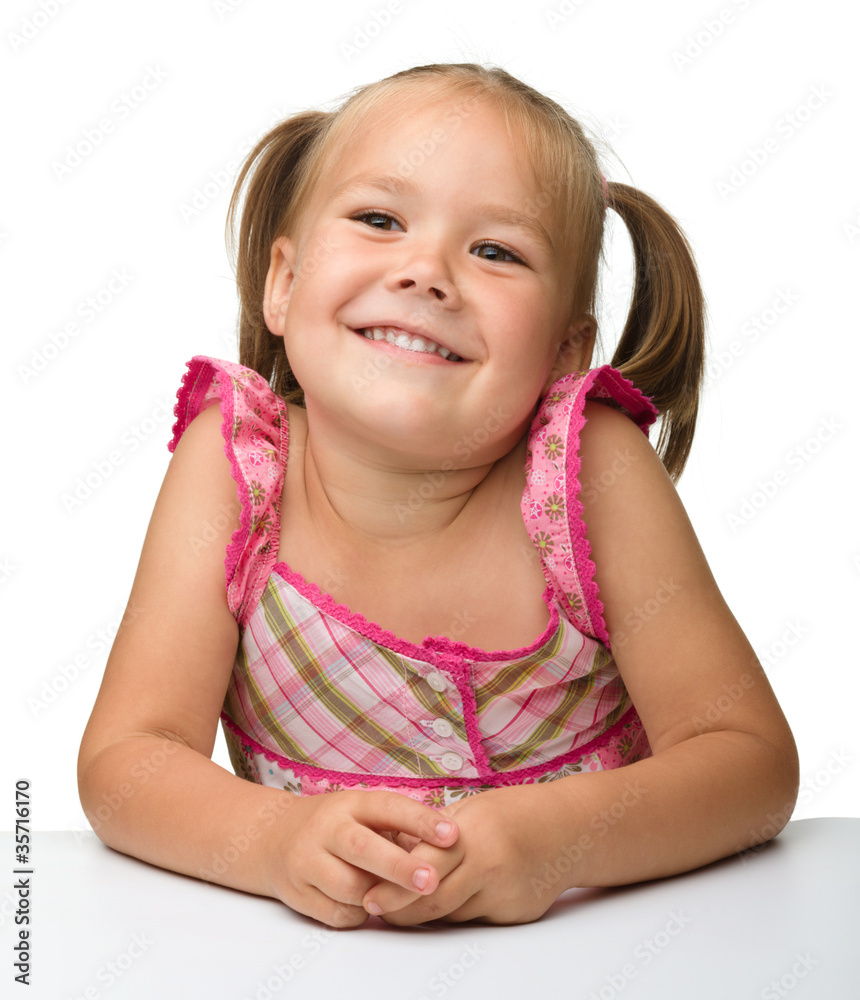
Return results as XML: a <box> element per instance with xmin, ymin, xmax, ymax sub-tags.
<box><xmin>168</xmin><ymin>356</ymin><xmax>288</xmax><ymax>625</ymax></box>
<box><xmin>521</xmin><ymin>366</ymin><xmax>658</xmax><ymax>648</ymax></box>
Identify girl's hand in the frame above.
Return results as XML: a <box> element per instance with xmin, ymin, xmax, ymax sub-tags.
<box><xmin>262</xmin><ymin>789</ymin><xmax>459</xmax><ymax>928</ymax></box>
<box><xmin>361</xmin><ymin>784</ymin><xmax>565</xmax><ymax>926</ymax></box>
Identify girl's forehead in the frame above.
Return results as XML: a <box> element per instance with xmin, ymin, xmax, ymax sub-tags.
<box><xmin>355</xmin><ymin>89</ymin><xmax>491</xmax><ymax>135</ymax></box>
<box><xmin>322</xmin><ymin>98</ymin><xmax>541</xmax><ymax>191</ymax></box>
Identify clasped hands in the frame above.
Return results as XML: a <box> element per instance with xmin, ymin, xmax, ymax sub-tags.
<box><xmin>268</xmin><ymin>782</ymin><xmax>570</xmax><ymax>928</ymax></box>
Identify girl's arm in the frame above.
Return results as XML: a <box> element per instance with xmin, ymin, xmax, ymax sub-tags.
<box><xmin>77</xmin><ymin>403</ymin><xmax>457</xmax><ymax>928</ymax></box>
<box><xmin>362</xmin><ymin>400</ymin><xmax>799</xmax><ymax>923</ymax></box>
<box><xmin>551</xmin><ymin>399</ymin><xmax>800</xmax><ymax>887</ymax></box>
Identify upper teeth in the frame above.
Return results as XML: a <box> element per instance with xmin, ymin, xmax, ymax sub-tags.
<box><xmin>361</xmin><ymin>326</ymin><xmax>462</xmax><ymax>361</ymax></box>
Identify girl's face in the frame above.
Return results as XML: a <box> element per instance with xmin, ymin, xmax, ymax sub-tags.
<box><xmin>264</xmin><ymin>97</ymin><xmax>594</xmax><ymax>469</ymax></box>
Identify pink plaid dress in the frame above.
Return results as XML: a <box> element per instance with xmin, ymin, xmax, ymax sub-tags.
<box><xmin>168</xmin><ymin>356</ymin><xmax>658</xmax><ymax>808</ymax></box>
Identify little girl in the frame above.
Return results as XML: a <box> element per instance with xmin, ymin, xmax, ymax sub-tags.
<box><xmin>78</xmin><ymin>62</ymin><xmax>799</xmax><ymax>929</ymax></box>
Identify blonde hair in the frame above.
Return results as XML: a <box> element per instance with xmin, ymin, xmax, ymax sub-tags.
<box><xmin>226</xmin><ymin>62</ymin><xmax>705</xmax><ymax>480</ymax></box>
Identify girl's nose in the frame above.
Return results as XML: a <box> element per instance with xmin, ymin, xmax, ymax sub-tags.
<box><xmin>385</xmin><ymin>253</ymin><xmax>462</xmax><ymax>306</ymax></box>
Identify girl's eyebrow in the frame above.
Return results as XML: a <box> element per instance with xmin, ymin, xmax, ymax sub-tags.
<box><xmin>329</xmin><ymin>171</ymin><xmax>556</xmax><ymax>257</ymax></box>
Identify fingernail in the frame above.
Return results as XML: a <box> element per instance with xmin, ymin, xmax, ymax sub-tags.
<box><xmin>366</xmin><ymin>901</ymin><xmax>382</xmax><ymax>915</ymax></box>
<box><xmin>435</xmin><ymin>821</ymin><xmax>453</xmax><ymax>839</ymax></box>
<box><xmin>413</xmin><ymin>867</ymin><xmax>430</xmax><ymax>891</ymax></box>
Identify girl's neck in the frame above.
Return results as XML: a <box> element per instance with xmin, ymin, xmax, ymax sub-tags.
<box><xmin>286</xmin><ymin>403</ymin><xmax>525</xmax><ymax>552</ymax></box>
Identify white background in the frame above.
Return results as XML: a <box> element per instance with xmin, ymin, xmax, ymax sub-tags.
<box><xmin>2</xmin><ymin>0</ymin><xmax>858</xmax><ymax>832</ymax></box>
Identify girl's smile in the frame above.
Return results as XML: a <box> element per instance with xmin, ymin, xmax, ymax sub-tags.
<box><xmin>353</xmin><ymin>324</ymin><xmax>467</xmax><ymax>363</ymax></box>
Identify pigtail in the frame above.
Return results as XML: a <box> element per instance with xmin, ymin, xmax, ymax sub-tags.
<box><xmin>606</xmin><ymin>182</ymin><xmax>705</xmax><ymax>481</ymax></box>
<box><xmin>226</xmin><ymin>110</ymin><xmax>331</xmax><ymax>404</ymax></box>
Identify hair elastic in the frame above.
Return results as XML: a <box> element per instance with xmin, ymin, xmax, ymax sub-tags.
<box><xmin>600</xmin><ymin>171</ymin><xmax>609</xmax><ymax>209</ymax></box>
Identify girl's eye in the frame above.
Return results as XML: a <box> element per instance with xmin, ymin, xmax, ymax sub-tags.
<box><xmin>472</xmin><ymin>241</ymin><xmax>525</xmax><ymax>265</ymax></box>
<box><xmin>352</xmin><ymin>210</ymin><xmax>402</xmax><ymax>231</ymax></box>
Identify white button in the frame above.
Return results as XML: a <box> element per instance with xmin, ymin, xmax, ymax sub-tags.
<box><xmin>426</xmin><ymin>672</ymin><xmax>447</xmax><ymax>692</ymax></box>
<box><xmin>431</xmin><ymin>718</ymin><xmax>453</xmax><ymax>738</ymax></box>
<box><xmin>440</xmin><ymin>752</ymin><xmax>463</xmax><ymax>772</ymax></box>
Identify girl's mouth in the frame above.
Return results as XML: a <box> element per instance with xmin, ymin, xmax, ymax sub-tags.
<box><xmin>355</xmin><ymin>326</ymin><xmax>464</xmax><ymax>362</ymax></box>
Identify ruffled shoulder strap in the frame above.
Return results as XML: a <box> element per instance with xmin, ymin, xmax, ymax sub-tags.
<box><xmin>167</xmin><ymin>355</ymin><xmax>288</xmax><ymax>626</ymax></box>
<box><xmin>522</xmin><ymin>365</ymin><xmax>658</xmax><ymax>648</ymax></box>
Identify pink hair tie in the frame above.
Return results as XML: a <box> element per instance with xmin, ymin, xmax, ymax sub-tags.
<box><xmin>600</xmin><ymin>171</ymin><xmax>609</xmax><ymax>209</ymax></box>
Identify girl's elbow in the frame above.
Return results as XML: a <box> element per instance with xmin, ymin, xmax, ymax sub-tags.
<box><xmin>755</xmin><ymin>729</ymin><xmax>800</xmax><ymax>844</ymax></box>
<box><xmin>779</xmin><ymin>736</ymin><xmax>801</xmax><ymax>825</ymax></box>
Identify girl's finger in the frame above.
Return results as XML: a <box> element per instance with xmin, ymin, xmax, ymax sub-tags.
<box><xmin>363</xmin><ymin>878</ymin><xmax>423</xmax><ymax>916</ymax></box>
<box><xmin>325</xmin><ymin>793</ymin><xmax>458</xmax><ymax>892</ymax></box>
<box><xmin>362</xmin><ymin>841</ymin><xmax>463</xmax><ymax>915</ymax></box>
<box><xmin>350</xmin><ymin>792</ymin><xmax>459</xmax><ymax>849</ymax></box>
<box><xmin>328</xmin><ymin>825</ymin><xmax>444</xmax><ymax>898</ymax></box>
<box><xmin>374</xmin><ymin>857</ymin><xmax>475</xmax><ymax>926</ymax></box>
<box><xmin>292</xmin><ymin>880</ymin><xmax>370</xmax><ymax>929</ymax></box>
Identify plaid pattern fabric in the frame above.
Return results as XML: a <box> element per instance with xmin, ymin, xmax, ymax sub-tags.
<box><xmin>222</xmin><ymin>570</ymin><xmax>633</xmax><ymax>783</ymax></box>
<box><xmin>169</xmin><ymin>356</ymin><xmax>656</xmax><ymax>797</ymax></box>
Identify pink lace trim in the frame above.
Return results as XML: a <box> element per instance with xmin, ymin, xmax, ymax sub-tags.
<box><xmin>168</xmin><ymin>358</ymin><xmax>249</xmax><ymax>607</ymax></box>
<box><xmin>565</xmin><ymin>367</ymin><xmax>658</xmax><ymax>649</ymax></box>
<box><xmin>221</xmin><ymin>704</ymin><xmax>644</xmax><ymax>788</ymax></box>
<box><xmin>272</xmin><ymin>561</ymin><xmax>561</xmax><ymax>667</ymax></box>
<box><xmin>523</xmin><ymin>366</ymin><xmax>658</xmax><ymax>650</ymax></box>
<box><xmin>168</xmin><ymin>356</ymin><xmax>288</xmax><ymax>625</ymax></box>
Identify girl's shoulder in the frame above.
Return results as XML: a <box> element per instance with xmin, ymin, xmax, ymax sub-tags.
<box><xmin>167</xmin><ymin>355</ymin><xmax>290</xmax><ymax>625</ymax></box>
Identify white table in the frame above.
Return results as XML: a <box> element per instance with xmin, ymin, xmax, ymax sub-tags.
<box><xmin>3</xmin><ymin>818</ymin><xmax>858</xmax><ymax>999</ymax></box>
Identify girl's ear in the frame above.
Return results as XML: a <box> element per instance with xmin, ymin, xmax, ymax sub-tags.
<box><xmin>263</xmin><ymin>237</ymin><xmax>297</xmax><ymax>337</ymax></box>
<box><xmin>544</xmin><ymin>315</ymin><xmax>597</xmax><ymax>391</ymax></box>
